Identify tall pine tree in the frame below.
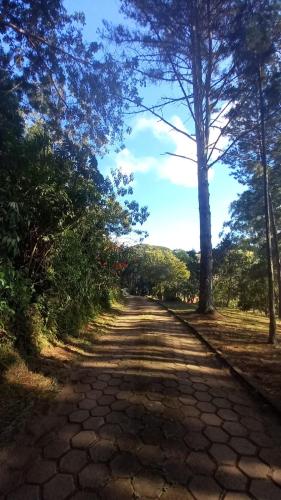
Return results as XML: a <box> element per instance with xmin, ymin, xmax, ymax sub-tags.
<box><xmin>106</xmin><ymin>0</ymin><xmax>236</xmax><ymax>313</ymax></box>
<box><xmin>224</xmin><ymin>0</ymin><xmax>281</xmax><ymax>342</ymax></box>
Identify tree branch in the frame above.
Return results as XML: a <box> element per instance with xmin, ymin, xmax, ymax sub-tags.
<box><xmin>162</xmin><ymin>152</ymin><xmax>197</xmax><ymax>163</ymax></box>
<box><xmin>124</xmin><ymin>97</ymin><xmax>196</xmax><ymax>142</ymax></box>
<box><xmin>4</xmin><ymin>20</ymin><xmax>92</xmax><ymax>66</ymax></box>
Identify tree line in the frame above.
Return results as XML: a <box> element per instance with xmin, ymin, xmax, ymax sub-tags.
<box><xmin>122</xmin><ymin>245</ymin><xmax>199</xmax><ymax>302</ymax></box>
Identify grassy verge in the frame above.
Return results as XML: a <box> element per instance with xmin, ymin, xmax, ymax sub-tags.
<box><xmin>162</xmin><ymin>300</ymin><xmax>281</xmax><ymax>407</ymax></box>
<box><xmin>0</xmin><ymin>300</ymin><xmax>124</xmax><ymax>444</ymax></box>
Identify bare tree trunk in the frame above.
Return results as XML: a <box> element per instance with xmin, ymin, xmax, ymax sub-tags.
<box><xmin>258</xmin><ymin>66</ymin><xmax>276</xmax><ymax>343</ymax></box>
<box><xmin>191</xmin><ymin>0</ymin><xmax>214</xmax><ymax>313</ymax></box>
<box><xmin>269</xmin><ymin>193</ymin><xmax>281</xmax><ymax>319</ymax></box>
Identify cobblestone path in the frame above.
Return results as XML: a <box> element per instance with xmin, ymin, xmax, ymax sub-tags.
<box><xmin>1</xmin><ymin>297</ymin><xmax>281</xmax><ymax>499</ymax></box>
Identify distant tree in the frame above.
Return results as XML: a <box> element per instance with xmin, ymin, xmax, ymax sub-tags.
<box><xmin>224</xmin><ymin>172</ymin><xmax>281</xmax><ymax>318</ymax></box>
<box><xmin>123</xmin><ymin>244</ymin><xmax>190</xmax><ymax>300</ymax></box>
<box><xmin>173</xmin><ymin>249</ymin><xmax>200</xmax><ymax>302</ymax></box>
<box><xmin>213</xmin><ymin>236</ymin><xmax>265</xmax><ymax>310</ymax></box>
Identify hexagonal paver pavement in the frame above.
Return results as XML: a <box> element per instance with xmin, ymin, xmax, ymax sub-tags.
<box><xmin>1</xmin><ymin>296</ymin><xmax>281</xmax><ymax>499</ymax></box>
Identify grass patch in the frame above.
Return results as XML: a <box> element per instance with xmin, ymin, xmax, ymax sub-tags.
<box><xmin>0</xmin><ymin>347</ymin><xmax>58</xmax><ymax>444</ymax></box>
<box><xmin>163</xmin><ymin>299</ymin><xmax>281</xmax><ymax>406</ymax></box>
<box><xmin>0</xmin><ymin>301</ymin><xmax>124</xmax><ymax>444</ymax></box>
<box><xmin>163</xmin><ymin>300</ymin><xmax>197</xmax><ymax>314</ymax></box>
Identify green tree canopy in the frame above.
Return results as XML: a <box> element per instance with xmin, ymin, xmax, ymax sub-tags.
<box><xmin>123</xmin><ymin>244</ymin><xmax>190</xmax><ymax>300</ymax></box>
<box><xmin>0</xmin><ymin>0</ymin><xmax>133</xmax><ymax>148</ymax></box>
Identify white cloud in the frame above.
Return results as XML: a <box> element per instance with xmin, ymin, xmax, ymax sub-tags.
<box><xmin>114</xmin><ymin>113</ymin><xmax>227</xmax><ymax>188</ymax></box>
<box><xmin>115</xmin><ymin>147</ymin><xmax>156</xmax><ymax>176</ymax></box>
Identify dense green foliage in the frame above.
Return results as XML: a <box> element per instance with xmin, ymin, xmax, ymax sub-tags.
<box><xmin>122</xmin><ymin>245</ymin><xmax>190</xmax><ymax>300</ymax></box>
<box><xmin>215</xmin><ymin>0</ymin><xmax>281</xmax><ymax>327</ymax></box>
<box><xmin>0</xmin><ymin>0</ymin><xmax>133</xmax><ymax>147</ymax></box>
<box><xmin>0</xmin><ymin>1</ymin><xmax>148</xmax><ymax>353</ymax></box>
<box><xmin>173</xmin><ymin>250</ymin><xmax>200</xmax><ymax>302</ymax></box>
<box><xmin>213</xmin><ymin>237</ymin><xmax>267</xmax><ymax>312</ymax></box>
<box><xmin>0</xmin><ymin>113</ymin><xmax>147</xmax><ymax>347</ymax></box>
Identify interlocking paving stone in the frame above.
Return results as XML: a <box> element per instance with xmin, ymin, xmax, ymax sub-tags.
<box><xmin>137</xmin><ymin>444</ymin><xmax>166</xmax><ymax>467</ymax></box>
<box><xmin>116</xmin><ymin>432</ymin><xmax>142</xmax><ymax>452</ymax></box>
<box><xmin>99</xmin><ymin>423</ymin><xmax>123</xmax><ymax>439</ymax></box>
<box><xmin>86</xmin><ymin>389</ymin><xmax>103</xmax><ymax>399</ymax></box>
<box><xmin>250</xmin><ymin>431</ymin><xmax>275</xmax><ymax>447</ymax></box>
<box><xmin>7</xmin><ymin>484</ymin><xmax>40</xmax><ymax>500</ymax></box>
<box><xmin>59</xmin><ymin>449</ymin><xmax>88</xmax><ymax>473</ymax></box>
<box><xmin>74</xmin><ymin>383</ymin><xmax>91</xmax><ymax>393</ymax></box>
<box><xmin>194</xmin><ymin>391</ymin><xmax>212</xmax><ymax>402</ymax></box>
<box><xmin>204</xmin><ymin>425</ymin><xmax>229</xmax><ymax>443</ymax></box>
<box><xmin>184</xmin><ymin>431</ymin><xmax>210</xmax><ymax>451</ymax></box>
<box><xmin>0</xmin><ymin>468</ymin><xmax>24</xmax><ymax>496</ymax></box>
<box><xmin>197</xmin><ymin>401</ymin><xmax>216</xmax><ymax>413</ymax></box>
<box><xmin>83</xmin><ymin>415</ymin><xmax>105</xmax><ymax>432</ymax></box>
<box><xmin>98</xmin><ymin>374</ymin><xmax>111</xmax><ymax>381</ymax></box>
<box><xmin>163</xmin><ymin>459</ymin><xmax>191</xmax><ymax>485</ymax></box>
<box><xmin>89</xmin><ymin>439</ymin><xmax>117</xmax><ymax>463</ymax></box>
<box><xmin>110</xmin><ymin>452</ymin><xmax>141</xmax><ymax>478</ymax></box>
<box><xmin>71</xmin><ymin>430</ymin><xmax>97</xmax><ymax>449</ymax></box>
<box><xmin>238</xmin><ymin>456</ymin><xmax>270</xmax><ymax>479</ymax></box>
<box><xmin>217</xmin><ymin>409</ymin><xmax>239</xmax><ymax>421</ymax></box>
<box><xmin>5</xmin><ymin>445</ymin><xmax>36</xmax><ymax>469</ymax></box>
<box><xmin>250</xmin><ymin>478</ymin><xmax>281</xmax><ymax>499</ymax></box>
<box><xmin>223</xmin><ymin>421</ymin><xmax>248</xmax><ymax>437</ymax></box>
<box><xmin>132</xmin><ymin>471</ymin><xmax>165</xmax><ymax>498</ymax></box>
<box><xmin>101</xmin><ymin>478</ymin><xmax>133</xmax><ymax>499</ymax></box>
<box><xmin>213</xmin><ymin>398</ymin><xmax>232</xmax><ymax>409</ymax></box>
<box><xmin>69</xmin><ymin>409</ymin><xmax>89</xmax><ymax>423</ymax></box>
<box><xmin>1</xmin><ymin>296</ymin><xmax>281</xmax><ymax>499</ymax></box>
<box><xmin>259</xmin><ymin>447</ymin><xmax>281</xmax><ymax>467</ymax></box>
<box><xmin>104</xmin><ymin>386</ymin><xmax>118</xmax><ymax>395</ymax></box>
<box><xmin>189</xmin><ymin>475</ymin><xmax>222</xmax><ymax>500</ymax></box>
<box><xmin>223</xmin><ymin>493</ymin><xmax>252</xmax><ymax>499</ymax></box>
<box><xmin>43</xmin><ymin>473</ymin><xmax>75</xmax><ymax>500</ymax></box>
<box><xmin>186</xmin><ymin>451</ymin><xmax>216</xmax><ymax>475</ymax></box>
<box><xmin>79</xmin><ymin>463</ymin><xmax>110</xmax><ymax>489</ymax></box>
<box><xmin>26</xmin><ymin>460</ymin><xmax>56</xmax><ymax>484</ymax></box>
<box><xmin>201</xmin><ymin>413</ymin><xmax>222</xmax><ymax>426</ymax></box>
<box><xmin>111</xmin><ymin>400</ymin><xmax>130</xmax><ymax>411</ymax></box>
<box><xmin>229</xmin><ymin>437</ymin><xmax>257</xmax><ymax>455</ymax></box>
<box><xmin>272</xmin><ymin>467</ymin><xmax>281</xmax><ymax>486</ymax></box>
<box><xmin>57</xmin><ymin>423</ymin><xmax>81</xmax><ymax>440</ymax></box>
<box><xmin>240</xmin><ymin>416</ymin><xmax>264</xmax><ymax>431</ymax></box>
<box><xmin>184</xmin><ymin>416</ymin><xmax>204</xmax><ymax>432</ymax></box>
<box><xmin>91</xmin><ymin>406</ymin><xmax>111</xmax><ymax>417</ymax></box>
<box><xmin>78</xmin><ymin>398</ymin><xmax>97</xmax><ymax>410</ymax></box>
<box><xmin>215</xmin><ymin>464</ymin><xmax>248</xmax><ymax>491</ymax></box>
<box><xmin>160</xmin><ymin>484</ymin><xmax>194</xmax><ymax>499</ymax></box>
<box><xmin>44</xmin><ymin>439</ymin><xmax>70</xmax><ymax>459</ymax></box>
<box><xmin>210</xmin><ymin>443</ymin><xmax>237</xmax><ymax>465</ymax></box>
<box><xmin>71</xmin><ymin>492</ymin><xmax>99</xmax><ymax>500</ymax></box>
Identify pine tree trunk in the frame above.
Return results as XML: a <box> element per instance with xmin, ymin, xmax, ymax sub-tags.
<box><xmin>269</xmin><ymin>194</ymin><xmax>281</xmax><ymax>319</ymax></box>
<box><xmin>191</xmin><ymin>0</ymin><xmax>214</xmax><ymax>313</ymax></box>
<box><xmin>258</xmin><ymin>66</ymin><xmax>276</xmax><ymax>343</ymax></box>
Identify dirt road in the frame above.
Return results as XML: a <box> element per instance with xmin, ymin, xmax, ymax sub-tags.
<box><xmin>1</xmin><ymin>296</ymin><xmax>281</xmax><ymax>499</ymax></box>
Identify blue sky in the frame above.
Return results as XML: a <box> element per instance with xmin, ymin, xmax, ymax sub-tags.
<box><xmin>65</xmin><ymin>0</ymin><xmax>243</xmax><ymax>251</ymax></box>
